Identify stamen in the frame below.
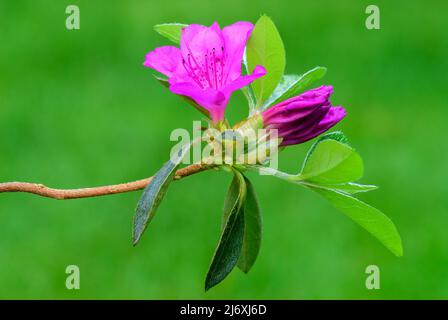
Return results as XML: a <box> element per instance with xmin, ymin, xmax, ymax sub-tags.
<box><xmin>204</xmin><ymin>53</ymin><xmax>212</xmax><ymax>88</ymax></box>
<box><xmin>212</xmin><ymin>48</ymin><xmax>218</xmax><ymax>89</ymax></box>
<box><xmin>220</xmin><ymin>46</ymin><xmax>225</xmax><ymax>87</ymax></box>
<box><xmin>182</xmin><ymin>44</ymin><xmax>227</xmax><ymax>90</ymax></box>
<box><xmin>221</xmin><ymin>46</ymin><xmax>229</xmax><ymax>86</ymax></box>
<box><xmin>183</xmin><ymin>55</ymin><xmax>203</xmax><ymax>88</ymax></box>
<box><xmin>184</xmin><ymin>45</ymin><xmax>208</xmax><ymax>88</ymax></box>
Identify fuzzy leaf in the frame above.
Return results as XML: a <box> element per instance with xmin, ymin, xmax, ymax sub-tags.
<box><xmin>238</xmin><ymin>177</ymin><xmax>262</xmax><ymax>273</ymax></box>
<box><xmin>205</xmin><ymin>171</ymin><xmax>246</xmax><ymax>291</ymax></box>
<box><xmin>222</xmin><ymin>175</ymin><xmax>240</xmax><ymax>229</ymax></box>
<box><xmin>132</xmin><ymin>147</ymin><xmax>189</xmax><ymax>245</ymax></box>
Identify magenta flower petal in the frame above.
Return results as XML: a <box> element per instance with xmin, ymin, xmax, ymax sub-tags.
<box><xmin>263</xmin><ymin>85</ymin><xmax>334</xmax><ymax>124</ymax></box>
<box><xmin>210</xmin><ymin>21</ymin><xmax>222</xmax><ymax>33</ymax></box>
<box><xmin>180</xmin><ymin>23</ymin><xmax>224</xmax><ymax>65</ymax></box>
<box><xmin>170</xmin><ymin>82</ymin><xmax>226</xmax><ymax>122</ymax></box>
<box><xmin>144</xmin><ymin>46</ymin><xmax>185</xmax><ymax>79</ymax></box>
<box><xmin>315</xmin><ymin>105</ymin><xmax>346</xmax><ymax>132</ymax></box>
<box><xmin>279</xmin><ymin>109</ymin><xmax>330</xmax><ymax>145</ymax></box>
<box><xmin>276</xmin><ymin>104</ymin><xmax>330</xmax><ymax>138</ymax></box>
<box><xmin>144</xmin><ymin>21</ymin><xmax>265</xmax><ymax>123</ymax></box>
<box><xmin>222</xmin><ymin>65</ymin><xmax>266</xmax><ymax>94</ymax></box>
<box><xmin>262</xmin><ymin>85</ymin><xmax>346</xmax><ymax>146</ymax></box>
<box><xmin>222</xmin><ymin>21</ymin><xmax>254</xmax><ymax>80</ymax></box>
<box><xmin>281</xmin><ymin>106</ymin><xmax>346</xmax><ymax>145</ymax></box>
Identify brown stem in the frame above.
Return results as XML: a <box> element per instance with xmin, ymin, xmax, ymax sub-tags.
<box><xmin>0</xmin><ymin>163</ymin><xmax>213</xmax><ymax>200</ymax></box>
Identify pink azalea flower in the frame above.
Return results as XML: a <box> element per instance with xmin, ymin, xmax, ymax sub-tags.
<box><xmin>144</xmin><ymin>22</ymin><xmax>266</xmax><ymax>123</ymax></box>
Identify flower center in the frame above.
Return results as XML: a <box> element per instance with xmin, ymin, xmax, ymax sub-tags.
<box><xmin>182</xmin><ymin>47</ymin><xmax>226</xmax><ymax>90</ymax></box>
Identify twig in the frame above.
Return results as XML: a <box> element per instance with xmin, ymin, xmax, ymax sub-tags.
<box><xmin>0</xmin><ymin>163</ymin><xmax>213</xmax><ymax>200</ymax></box>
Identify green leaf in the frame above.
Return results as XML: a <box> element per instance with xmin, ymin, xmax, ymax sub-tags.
<box><xmin>246</xmin><ymin>15</ymin><xmax>285</xmax><ymax>106</ymax></box>
<box><xmin>153</xmin><ymin>23</ymin><xmax>187</xmax><ymax>44</ymax></box>
<box><xmin>312</xmin><ymin>182</ymin><xmax>378</xmax><ymax>195</ymax></box>
<box><xmin>246</xmin><ymin>164</ymin><xmax>295</xmax><ymax>180</ymax></box>
<box><xmin>302</xmin><ymin>131</ymin><xmax>349</xmax><ymax>167</ymax></box>
<box><xmin>154</xmin><ymin>75</ymin><xmax>209</xmax><ymax>117</ymax></box>
<box><xmin>316</xmin><ymin>131</ymin><xmax>349</xmax><ymax>145</ymax></box>
<box><xmin>241</xmin><ymin>55</ymin><xmax>257</xmax><ymax>114</ymax></box>
<box><xmin>247</xmin><ymin>131</ymin><xmax>366</xmax><ymax>191</ymax></box>
<box><xmin>238</xmin><ymin>177</ymin><xmax>262</xmax><ymax>273</ymax></box>
<box><xmin>221</xmin><ymin>175</ymin><xmax>240</xmax><ymax>229</ymax></box>
<box><xmin>205</xmin><ymin>171</ymin><xmax>246</xmax><ymax>291</ymax></box>
<box><xmin>310</xmin><ymin>187</ymin><xmax>403</xmax><ymax>257</ymax></box>
<box><xmin>298</xmin><ymin>139</ymin><xmax>363</xmax><ymax>184</ymax></box>
<box><xmin>247</xmin><ymin>165</ymin><xmax>377</xmax><ymax>195</ymax></box>
<box><xmin>132</xmin><ymin>147</ymin><xmax>189</xmax><ymax>245</ymax></box>
<box><xmin>263</xmin><ymin>67</ymin><xmax>327</xmax><ymax>109</ymax></box>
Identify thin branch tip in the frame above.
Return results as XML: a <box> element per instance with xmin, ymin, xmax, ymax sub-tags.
<box><xmin>0</xmin><ymin>163</ymin><xmax>212</xmax><ymax>200</ymax></box>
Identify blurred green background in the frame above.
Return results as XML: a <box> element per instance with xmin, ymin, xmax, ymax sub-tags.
<box><xmin>0</xmin><ymin>0</ymin><xmax>447</xmax><ymax>299</ymax></box>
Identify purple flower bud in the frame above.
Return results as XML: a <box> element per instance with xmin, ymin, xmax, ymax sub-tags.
<box><xmin>262</xmin><ymin>85</ymin><xmax>346</xmax><ymax>146</ymax></box>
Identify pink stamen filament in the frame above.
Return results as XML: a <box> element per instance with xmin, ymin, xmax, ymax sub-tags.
<box><xmin>212</xmin><ymin>48</ymin><xmax>218</xmax><ymax>89</ymax></box>
<box><xmin>182</xmin><ymin>46</ymin><xmax>226</xmax><ymax>90</ymax></box>
<box><xmin>204</xmin><ymin>53</ymin><xmax>212</xmax><ymax>88</ymax></box>
<box><xmin>182</xmin><ymin>57</ymin><xmax>203</xmax><ymax>88</ymax></box>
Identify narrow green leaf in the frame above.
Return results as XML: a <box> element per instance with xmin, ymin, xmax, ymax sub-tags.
<box><xmin>205</xmin><ymin>171</ymin><xmax>246</xmax><ymax>291</ymax></box>
<box><xmin>262</xmin><ymin>74</ymin><xmax>299</xmax><ymax>108</ymax></box>
<box><xmin>263</xmin><ymin>67</ymin><xmax>327</xmax><ymax>109</ymax></box>
<box><xmin>238</xmin><ymin>177</ymin><xmax>262</xmax><ymax>273</ymax></box>
<box><xmin>133</xmin><ymin>147</ymin><xmax>189</xmax><ymax>245</ymax></box>
<box><xmin>246</xmin><ymin>15</ymin><xmax>285</xmax><ymax>106</ymax></box>
<box><xmin>153</xmin><ymin>23</ymin><xmax>187</xmax><ymax>44</ymax></box>
<box><xmin>298</xmin><ymin>139</ymin><xmax>363</xmax><ymax>184</ymax></box>
<box><xmin>222</xmin><ymin>175</ymin><xmax>240</xmax><ymax>229</ymax></box>
<box><xmin>310</xmin><ymin>187</ymin><xmax>403</xmax><ymax>257</ymax></box>
<box><xmin>154</xmin><ymin>75</ymin><xmax>209</xmax><ymax>117</ymax></box>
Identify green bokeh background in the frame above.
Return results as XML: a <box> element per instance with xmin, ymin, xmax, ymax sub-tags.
<box><xmin>1</xmin><ymin>0</ymin><xmax>447</xmax><ymax>299</ymax></box>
